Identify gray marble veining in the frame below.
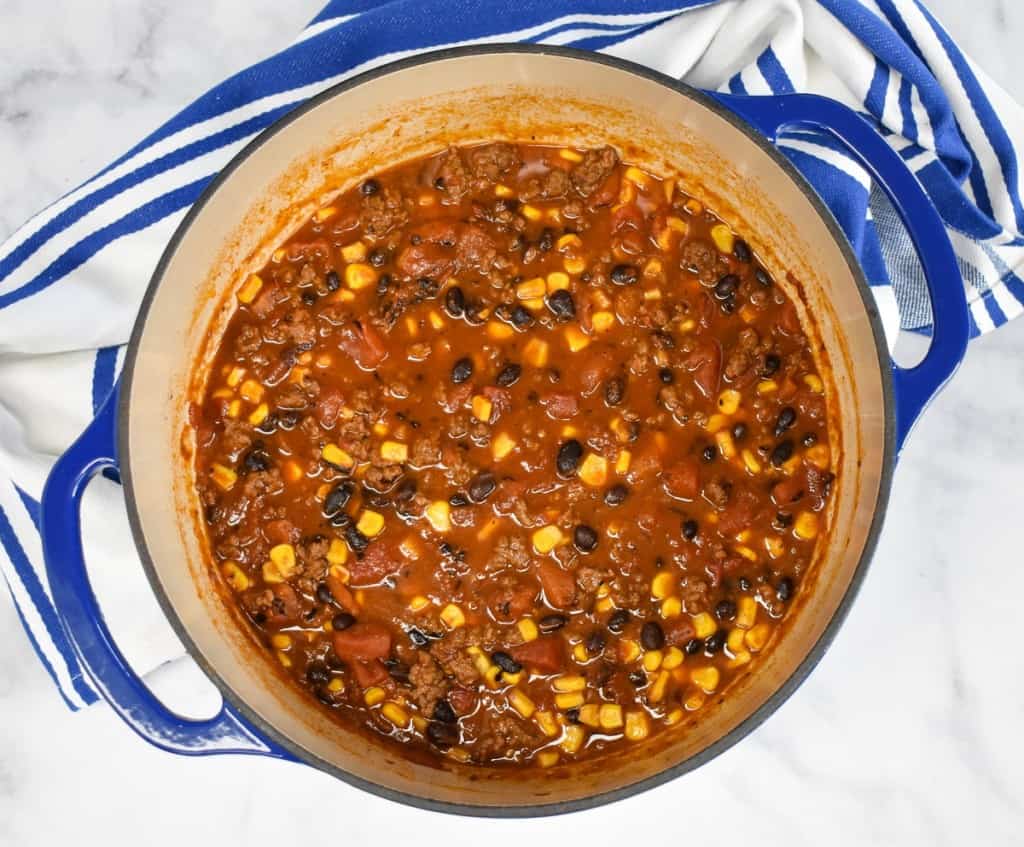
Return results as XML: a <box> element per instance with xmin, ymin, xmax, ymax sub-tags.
<box><xmin>1</xmin><ymin>0</ymin><xmax>1022</xmax><ymax>843</ymax></box>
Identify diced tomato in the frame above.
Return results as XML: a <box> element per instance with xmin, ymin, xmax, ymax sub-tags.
<box><xmin>591</xmin><ymin>170</ymin><xmax>622</xmax><ymax>206</ymax></box>
<box><xmin>538</xmin><ymin>561</ymin><xmax>577</xmax><ymax>609</ymax></box>
<box><xmin>351</xmin><ymin>658</ymin><xmax>388</xmax><ymax>687</ymax></box>
<box><xmin>663</xmin><ymin>617</ymin><xmax>696</xmax><ymax>647</ymax></box>
<box><xmin>264</xmin><ymin>519</ymin><xmax>298</xmax><ymax>545</ymax></box>
<box><xmin>448</xmin><ymin>686</ymin><xmax>477</xmax><ymax>715</ymax></box>
<box><xmin>661</xmin><ymin>457</ymin><xmax>700</xmax><ymax>501</ymax></box>
<box><xmin>718</xmin><ymin>487</ymin><xmax>763</xmax><ymax>536</ymax></box>
<box><xmin>326</xmin><ymin>576</ymin><xmax>359</xmax><ymax>614</ymax></box>
<box><xmin>510</xmin><ymin>637</ymin><xmax>564</xmax><ymax>674</ymax></box>
<box><xmin>540</xmin><ymin>392</ymin><xmax>579</xmax><ymax>420</ymax></box>
<box><xmin>779</xmin><ymin>301</ymin><xmax>802</xmax><ymax>335</ymax></box>
<box><xmin>264</xmin><ymin>584</ymin><xmax>300</xmax><ymax>626</ymax></box>
<box><xmin>396</xmin><ymin>242</ymin><xmax>455</xmax><ymax>280</ymax></box>
<box><xmin>339</xmin><ymin>321</ymin><xmax>388</xmax><ymax>370</ymax></box>
<box><xmin>316</xmin><ymin>389</ymin><xmax>345</xmax><ymax>428</ymax></box>
<box><xmin>611</xmin><ymin>203</ymin><xmax>644</xmax><ymax>234</ymax></box>
<box><xmin>682</xmin><ymin>340</ymin><xmax>722</xmax><ymax>398</ymax></box>
<box><xmin>772</xmin><ymin>471</ymin><xmax>807</xmax><ymax>506</ymax></box>
<box><xmin>332</xmin><ymin>622</ymin><xmax>391</xmax><ymax>662</ymax></box>
<box><xmin>348</xmin><ymin>541</ymin><xmax>399</xmax><ymax>587</ymax></box>
<box><xmin>578</xmin><ymin>349</ymin><xmax>614</xmax><ymax>395</ymax></box>
<box><xmin>483</xmin><ymin>386</ymin><xmax>512</xmax><ymax>419</ymax></box>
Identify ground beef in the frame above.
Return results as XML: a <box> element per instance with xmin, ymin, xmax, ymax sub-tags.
<box><xmin>486</xmin><ymin>534</ymin><xmax>532</xmax><ymax>573</ymax></box>
<box><xmin>680</xmin><ymin>577</ymin><xmax>710</xmax><ymax>615</ymax></box>
<box><xmin>430</xmin><ymin>628</ymin><xmax>479</xmax><ymax>686</ymax></box>
<box><xmin>408</xmin><ymin>653</ymin><xmax>449</xmax><ymax>713</ymax></box>
<box><xmin>221</xmin><ymin>420</ymin><xmax>254</xmax><ymax>459</ymax></box>
<box><xmin>471</xmin><ymin>714</ymin><xmax>542</xmax><ymax>762</ymax></box>
<box><xmin>235</xmin><ymin>324</ymin><xmax>263</xmax><ymax>356</ymax></box>
<box><xmin>806</xmin><ymin>465</ymin><xmax>835</xmax><ymax>510</ymax></box>
<box><xmin>295</xmin><ymin>535</ymin><xmax>330</xmax><ymax>595</ymax></box>
<box><xmin>276</xmin><ymin>383</ymin><xmax>311</xmax><ymax>410</ymax></box>
<box><xmin>611</xmin><ymin>571</ymin><xmax>646</xmax><ymax>609</ymax></box>
<box><xmin>467</xmin><ymin>142</ymin><xmax>519</xmax><ymax>182</ymax></box>
<box><xmin>442</xmin><ymin>445</ymin><xmax>475</xmax><ymax>487</ymax></box>
<box><xmin>360</xmin><ymin>186</ymin><xmax>408</xmax><ymax>237</ymax></box>
<box><xmin>455</xmin><ymin>224</ymin><xmax>497</xmax><ymax>272</ymax></box>
<box><xmin>364</xmin><ymin>460</ymin><xmax>404</xmax><ymax>493</ymax></box>
<box><xmin>576</xmin><ymin>566</ymin><xmax>610</xmax><ymax>596</ymax></box>
<box><xmin>410</xmin><ymin>435</ymin><xmax>442</xmax><ymax>467</ymax></box>
<box><xmin>241</xmin><ymin>468</ymin><xmax>284</xmax><ymax>501</ymax></box>
<box><xmin>436</xmin><ymin>147</ymin><xmax>471</xmax><ymax>201</ymax></box>
<box><xmin>337</xmin><ymin>415</ymin><xmax>372</xmax><ymax>461</ymax></box>
<box><xmin>703</xmin><ymin>477</ymin><xmax>732</xmax><ymax>509</ymax></box>
<box><xmin>680</xmin><ymin>240</ymin><xmax>719</xmax><ymax>285</ymax></box>
<box><xmin>723</xmin><ymin>348</ymin><xmax>752</xmax><ymax>381</ymax></box>
<box><xmin>570</xmin><ymin>146</ymin><xmax>618</xmax><ymax>197</ymax></box>
<box><xmin>520</xmin><ymin>168</ymin><xmax>570</xmax><ymax>201</ymax></box>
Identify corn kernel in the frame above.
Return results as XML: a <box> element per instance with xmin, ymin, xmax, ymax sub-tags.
<box><xmin>471</xmin><ymin>395</ymin><xmax>493</xmax><ymax>423</ymax></box>
<box><xmin>283</xmin><ymin>460</ymin><xmax>303</xmax><ymax>483</ymax></box>
<box><xmin>237</xmin><ymin>274</ymin><xmax>263</xmax><ymax>304</ymax></box>
<box><xmin>619</xmin><ymin>639</ymin><xmax>641</xmax><ymax>664</ymax></box>
<box><xmin>376</xmin><ymin>440</ymin><xmax>408</xmax><ymax>464</ymax></box>
<box><xmin>557</xmin><ymin>233</ymin><xmax>583</xmax><ymax>251</ymax></box>
<box><xmin>691</xmin><ymin>666</ymin><xmax>720</xmax><ymax>693</ymax></box>
<box><xmin>314</xmin><ymin>205</ymin><xmax>337</xmax><ymax>222</ymax></box>
<box><xmin>684</xmin><ymin>692</ymin><xmax>706</xmax><ymax>711</ymax></box>
<box><xmin>516</xmin><ymin>277</ymin><xmax>546</xmax><ymax>300</ymax></box>
<box><xmin>564</xmin><ymin>326</ymin><xmax>591</xmax><ymax>352</ymax></box>
<box><xmin>341</xmin><ymin>241</ymin><xmax>367</xmax><ymax>263</ymax></box>
<box><xmin>447</xmin><ymin>747</ymin><xmax>470</xmax><ymax>763</ymax></box>
<box><xmin>717</xmin><ymin>389</ymin><xmax>741</xmax><ymax>415</ymax></box>
<box><xmin>408</xmin><ymin>595</ymin><xmax>431</xmax><ymax>613</ymax></box>
<box><xmin>321</xmin><ymin>443</ymin><xmax>354</xmax><ymax>470</ymax></box>
<box><xmin>364</xmin><ymin>686</ymin><xmax>386</xmax><ymax>706</ymax></box>
<box><xmin>521</xmin><ymin>204</ymin><xmax>542</xmax><ymax>222</ymax></box>
<box><xmin>624</xmin><ymin>166</ymin><xmax>650</xmax><ymax>188</ymax></box>
<box><xmin>247</xmin><ymin>403</ymin><xmax>269</xmax><ymax>426</ymax></box>
<box><xmin>524</xmin><ymin>337</ymin><xmax>549</xmax><ymax>367</ymax></box>
<box><xmin>225</xmin><ymin>366</ymin><xmax>246</xmax><ymax>388</ymax></box>
<box><xmin>727</xmin><ymin>628</ymin><xmax>746</xmax><ymax>654</ymax></box>
<box><xmin>507</xmin><ymin>688</ymin><xmax>536</xmax><ymax>719</ymax></box>
<box><xmin>746</xmin><ymin>623</ymin><xmax>772</xmax><ymax>652</ymax></box>
<box><xmin>268</xmin><ymin>544</ymin><xmax>297</xmax><ymax>579</ymax></box>
<box><xmin>381</xmin><ymin>702</ymin><xmax>409</xmax><ymax>727</ymax></box>
<box><xmin>693</xmin><ymin>612</ymin><xmax>717</xmax><ymax>639</ymax></box>
<box><xmin>661</xmin><ymin>597</ymin><xmax>682</xmax><ymax>619</ymax></box>
<box><xmin>221</xmin><ymin>562</ymin><xmax>249</xmax><ymax>592</ymax></box>
<box><xmin>426</xmin><ymin>500</ymin><xmax>451</xmax><ymax>532</ymax></box>
<box><xmin>714</xmin><ymin>430</ymin><xmax>737</xmax><ymax>460</ymax></box>
<box><xmin>648</xmin><ymin>670</ymin><xmax>669</xmax><ymax>703</ymax></box>
<box><xmin>210</xmin><ymin>463</ymin><xmax>237</xmax><ymax>491</ymax></box>
<box><xmin>563</xmin><ymin>256</ymin><xmax>586</xmax><ymax>275</ymax></box>
<box><xmin>561</xmin><ymin>724</ymin><xmax>586</xmax><ymax>754</ymax></box>
<box><xmin>440</xmin><ymin>603</ymin><xmax>465</xmax><ymax>629</ymax></box>
<box><xmin>618</xmin><ymin>181</ymin><xmax>636</xmax><ymax>204</ymax></box>
<box><xmin>577</xmin><ymin>704</ymin><xmax>601</xmax><ymax>728</ymax></box>
<box><xmin>356</xmin><ymin>510</ymin><xmax>385</xmax><ymax>538</ymax></box>
<box><xmin>794</xmin><ymin>511</ymin><xmax>819</xmax><ymax>540</ymax></box>
<box><xmin>664</xmin><ymin>708</ymin><xmax>684</xmax><ymax>726</ymax></box>
<box><xmin>553</xmin><ymin>691</ymin><xmax>584</xmax><ymax>710</ymax></box>
<box><xmin>428</xmin><ymin>310</ymin><xmax>445</xmax><ymax>331</ymax></box>
<box><xmin>735</xmin><ymin>545</ymin><xmax>758</xmax><ymax>562</ymax></box>
<box><xmin>587</xmin><ymin>310</ymin><xmax>615</xmax><ymax>333</ymax></box>
<box><xmin>662</xmin><ymin>646</ymin><xmax>684</xmax><ymax>670</ymax></box>
<box><xmin>804</xmin><ymin>373</ymin><xmax>824</xmax><ymax>393</ymax></box>
<box><xmin>211</xmin><ymin>388</ymin><xmax>233</xmax><ymax>400</ymax></box>
<box><xmin>643</xmin><ymin>650</ymin><xmax>663</xmax><ymax>672</ymax></box>
<box><xmin>536</xmin><ymin>750</ymin><xmax>560</xmax><ymax>768</ymax></box>
<box><xmin>345</xmin><ymin>263</ymin><xmax>377</xmax><ymax>290</ymax></box>
<box><xmin>532</xmin><ymin>525</ymin><xmax>565</xmax><ymax>554</ymax></box>
<box><xmin>327</xmin><ymin>678</ymin><xmax>345</xmax><ymax>693</ymax></box>
<box><xmin>667</xmin><ymin>215</ymin><xmax>689</xmax><ymax>235</ymax></box>
<box><xmin>806</xmin><ymin>444</ymin><xmax>830</xmax><ymax>469</ymax></box>
<box><xmin>495</xmin><ymin>183</ymin><xmax>514</xmax><ymax>198</ymax></box>
<box><xmin>624</xmin><ymin>710</ymin><xmax>650</xmax><ymax>740</ymax></box>
<box><xmin>552</xmin><ymin>675</ymin><xmax>586</xmax><ymax>693</ymax></box>
<box><xmin>736</xmin><ymin>596</ymin><xmax>758</xmax><ymax>629</ymax></box>
<box><xmin>765</xmin><ymin>535</ymin><xmax>785</xmax><ymax>559</ymax></box>
<box><xmin>269</xmin><ymin>632</ymin><xmax>292</xmax><ymax>651</ymax></box>
<box><xmin>546</xmin><ymin>271</ymin><xmax>570</xmax><ymax>293</ymax></box>
<box><xmin>275</xmin><ymin>650</ymin><xmax>291</xmax><ymax>668</ymax></box>
<box><xmin>682</xmin><ymin>198</ymin><xmax>702</xmax><ymax>215</ymax></box>
<box><xmin>742</xmin><ymin>449</ymin><xmax>762</xmax><ymax>474</ymax></box>
<box><xmin>598</xmin><ymin>703</ymin><xmax>624</xmax><ymax>730</ymax></box>
<box><xmin>535</xmin><ymin>710</ymin><xmax>559</xmax><ymax>737</ymax></box>
<box><xmin>757</xmin><ymin>379</ymin><xmax>778</xmax><ymax>395</ymax></box>
<box><xmin>710</xmin><ymin>223</ymin><xmax>735</xmax><ymax>254</ymax></box>
<box><xmin>614</xmin><ymin>450</ymin><xmax>632</xmax><ymax>475</ymax></box>
<box><xmin>729</xmin><ymin>650</ymin><xmax>752</xmax><ymax>668</ymax></box>
<box><xmin>559</xmin><ymin>148</ymin><xmax>583</xmax><ymax>163</ymax></box>
<box><xmin>704</xmin><ymin>413</ymin><xmax>729</xmax><ymax>433</ymax></box>
<box><xmin>578</xmin><ymin>453</ymin><xmax>608</xmax><ymax>487</ymax></box>
<box><xmin>517</xmin><ymin>618</ymin><xmax>539</xmax><ymax>643</ymax></box>
<box><xmin>651</xmin><ymin>571</ymin><xmax>675</xmax><ymax>600</ymax></box>
<box><xmin>492</xmin><ymin>432</ymin><xmax>516</xmax><ymax>460</ymax></box>
<box><xmin>487</xmin><ymin>321</ymin><xmax>515</xmax><ymax>340</ymax></box>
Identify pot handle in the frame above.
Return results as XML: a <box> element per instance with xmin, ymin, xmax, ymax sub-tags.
<box><xmin>41</xmin><ymin>386</ymin><xmax>288</xmax><ymax>759</ymax></box>
<box><xmin>712</xmin><ymin>92</ymin><xmax>969</xmax><ymax>450</ymax></box>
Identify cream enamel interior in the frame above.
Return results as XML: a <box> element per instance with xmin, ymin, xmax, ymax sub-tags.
<box><xmin>124</xmin><ymin>52</ymin><xmax>887</xmax><ymax>811</ymax></box>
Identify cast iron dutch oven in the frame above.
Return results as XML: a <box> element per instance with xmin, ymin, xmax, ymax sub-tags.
<box><xmin>40</xmin><ymin>46</ymin><xmax>968</xmax><ymax>816</ymax></box>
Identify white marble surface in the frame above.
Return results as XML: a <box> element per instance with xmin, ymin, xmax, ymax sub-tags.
<box><xmin>2</xmin><ymin>1</ymin><xmax>1023</xmax><ymax>843</ymax></box>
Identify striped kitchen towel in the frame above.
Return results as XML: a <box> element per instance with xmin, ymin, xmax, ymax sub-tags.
<box><xmin>2</xmin><ymin>0</ymin><xmax>1023</xmax><ymax>710</ymax></box>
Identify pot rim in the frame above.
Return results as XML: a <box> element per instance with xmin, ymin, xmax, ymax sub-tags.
<box><xmin>118</xmin><ymin>43</ymin><xmax>897</xmax><ymax>817</ymax></box>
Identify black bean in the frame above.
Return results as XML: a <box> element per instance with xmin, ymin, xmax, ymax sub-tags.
<box><xmin>607</xmin><ymin>609</ymin><xmax>630</xmax><ymax>634</ymax></box>
<box><xmin>539</xmin><ymin>614</ymin><xmax>568</xmax><ymax>633</ymax></box>
<box><xmin>546</xmin><ymin>289</ymin><xmax>576</xmax><ymax>321</ymax></box>
<box><xmin>511</xmin><ymin>305</ymin><xmax>534</xmax><ymax>328</ymax></box>
<box><xmin>427</xmin><ymin>721</ymin><xmax>459</xmax><ymax>748</ymax></box>
<box><xmin>408</xmin><ymin>627</ymin><xmax>430</xmax><ymax>647</ymax></box>
<box><xmin>376</xmin><ymin>273</ymin><xmax>392</xmax><ymax>296</ymax></box>
<box><xmin>556</xmin><ymin>439</ymin><xmax>583</xmax><ymax>477</ymax></box>
<box><xmin>496</xmin><ymin>363</ymin><xmax>522</xmax><ymax>387</ymax></box>
<box><xmin>733</xmin><ymin>239</ymin><xmax>752</xmax><ymax>263</ymax></box>
<box><xmin>491</xmin><ymin>651</ymin><xmax>522</xmax><ymax>674</ymax></box>
<box><xmin>444</xmin><ymin>286</ymin><xmax>465</xmax><ymax>317</ymax></box>
<box><xmin>715</xmin><ymin>600</ymin><xmax>737</xmax><ymax>621</ymax></box>
<box><xmin>242</xmin><ymin>446</ymin><xmax>271</xmax><ymax>473</ymax></box>
<box><xmin>720</xmin><ymin>295</ymin><xmax>737</xmax><ymax>314</ymax></box>
<box><xmin>610</xmin><ymin>264</ymin><xmax>639</xmax><ymax>285</ymax></box>
<box><xmin>538</xmin><ymin>228</ymin><xmax>554</xmax><ymax>252</ymax></box>
<box><xmin>464</xmin><ymin>302</ymin><xmax>486</xmax><ymax>325</ymax></box>
<box><xmin>774</xmin><ymin>407</ymin><xmax>797</xmax><ymax>438</ymax></box>
<box><xmin>682</xmin><ymin>519</ymin><xmax>699</xmax><ymax>541</ymax></box>
<box><xmin>585</xmin><ymin>631</ymin><xmax>606</xmax><ymax>655</ymax></box>
<box><xmin>755</xmin><ymin>267</ymin><xmax>772</xmax><ymax>287</ymax></box>
<box><xmin>344</xmin><ymin>525</ymin><xmax>369</xmax><ymax>554</ymax></box>
<box><xmin>714</xmin><ymin>273</ymin><xmax>740</xmax><ymax>300</ymax></box>
<box><xmin>565</xmin><ymin>708</ymin><xmax>581</xmax><ymax>724</ymax></box>
<box><xmin>774</xmin><ymin>511</ymin><xmax>794</xmax><ymax>528</ymax></box>
<box><xmin>705</xmin><ymin>631</ymin><xmax>726</xmax><ymax>654</ymax></box>
<box><xmin>301</xmin><ymin>290</ymin><xmax>318</xmax><ymax>306</ymax></box>
<box><xmin>323</xmin><ymin>481</ymin><xmax>354</xmax><ymax>517</ymax></box>
<box><xmin>386</xmin><ymin>660</ymin><xmax>411</xmax><ymax>684</ymax></box>
<box><xmin>684</xmin><ymin>638</ymin><xmax>703</xmax><ymax>655</ymax></box>
<box><xmin>762</xmin><ymin>353</ymin><xmax>781</xmax><ymax>377</ymax></box>
<box><xmin>776</xmin><ymin>577</ymin><xmax>794</xmax><ymax>603</ymax></box>
<box><xmin>640</xmin><ymin>621</ymin><xmax>665</xmax><ymax>650</ymax></box>
<box><xmin>433</xmin><ymin>176</ymin><xmax>446</xmax><ymax>190</ymax></box>
<box><xmin>770</xmin><ymin>439</ymin><xmax>795</xmax><ymax>467</ymax></box>
<box><xmin>652</xmin><ymin>330</ymin><xmax>675</xmax><ymax>350</ymax></box>
<box><xmin>360</xmin><ymin>178</ymin><xmax>380</xmax><ymax>196</ymax></box>
<box><xmin>448</xmin><ymin>492</ymin><xmax>469</xmax><ymax>507</ymax></box>
<box><xmin>731</xmin><ymin>421</ymin><xmax>748</xmax><ymax>442</ymax></box>
<box><xmin>325</xmin><ymin>270</ymin><xmax>341</xmax><ymax>292</ymax></box>
<box><xmin>468</xmin><ymin>472</ymin><xmax>497</xmax><ymax>503</ymax></box>
<box><xmin>628</xmin><ymin>670</ymin><xmax>647</xmax><ymax>687</ymax></box>
<box><xmin>394</xmin><ymin>478</ymin><xmax>417</xmax><ymax>503</ymax></box>
<box><xmin>659</xmin><ymin>367</ymin><xmax>675</xmax><ymax>384</ymax></box>
<box><xmin>368</xmin><ymin>248</ymin><xmax>387</xmax><ymax>268</ymax></box>
<box><xmin>278</xmin><ymin>410</ymin><xmax>301</xmax><ymax>430</ymax></box>
<box><xmin>604</xmin><ymin>484</ymin><xmax>629</xmax><ymax>506</ymax></box>
<box><xmin>332</xmin><ymin>612</ymin><xmax>356</xmax><ymax>631</ymax></box>
<box><xmin>604</xmin><ymin>376</ymin><xmax>625</xmax><ymax>407</ymax></box>
<box><xmin>702</xmin><ymin>445</ymin><xmax>718</xmax><ymax>462</ymax></box>
<box><xmin>330</xmin><ymin>512</ymin><xmax>352</xmax><ymax>528</ymax></box>
<box><xmin>315</xmin><ymin>582</ymin><xmax>334</xmax><ymax>605</ymax></box>
<box><xmin>451</xmin><ymin>357</ymin><xmax>474</xmax><ymax>384</ymax></box>
<box><xmin>306</xmin><ymin>663</ymin><xmax>330</xmax><ymax>686</ymax></box>
<box><xmin>573</xmin><ymin>525</ymin><xmax>599</xmax><ymax>553</ymax></box>
<box><xmin>802</xmin><ymin>432</ymin><xmax>818</xmax><ymax>447</ymax></box>
<box><xmin>432</xmin><ymin>699</ymin><xmax>457</xmax><ymax>724</ymax></box>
